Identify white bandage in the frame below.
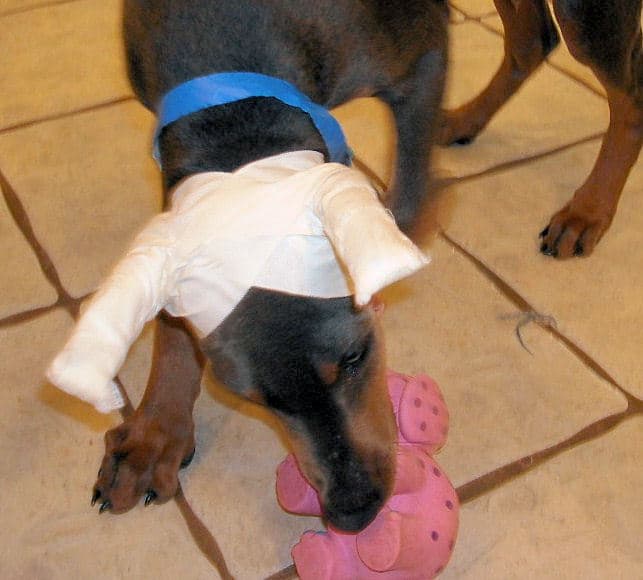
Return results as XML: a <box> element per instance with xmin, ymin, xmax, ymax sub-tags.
<box><xmin>47</xmin><ymin>151</ymin><xmax>429</xmax><ymax>413</ymax></box>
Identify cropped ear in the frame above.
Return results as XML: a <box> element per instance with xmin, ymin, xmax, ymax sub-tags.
<box><xmin>314</xmin><ymin>173</ymin><xmax>429</xmax><ymax>306</ymax></box>
<box><xmin>47</xmin><ymin>215</ymin><xmax>175</xmax><ymax>413</ymax></box>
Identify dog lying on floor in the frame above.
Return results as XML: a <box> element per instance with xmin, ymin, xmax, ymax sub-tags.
<box><xmin>441</xmin><ymin>0</ymin><xmax>643</xmax><ymax>258</ymax></box>
<box><xmin>47</xmin><ymin>0</ymin><xmax>449</xmax><ymax>533</ymax></box>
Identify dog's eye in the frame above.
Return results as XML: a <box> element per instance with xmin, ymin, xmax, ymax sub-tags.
<box><xmin>338</xmin><ymin>333</ymin><xmax>373</xmax><ymax>376</ymax></box>
<box><xmin>342</xmin><ymin>349</ymin><xmax>365</xmax><ymax>367</ymax></box>
<box><xmin>341</xmin><ymin>338</ymin><xmax>371</xmax><ymax>370</ymax></box>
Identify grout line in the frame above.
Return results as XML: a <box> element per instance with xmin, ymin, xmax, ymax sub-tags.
<box><xmin>175</xmin><ymin>488</ymin><xmax>235</xmax><ymax>580</ymax></box>
<box><xmin>265</xmin><ymin>564</ymin><xmax>298</xmax><ymax>580</ymax></box>
<box><xmin>440</xmin><ymin>231</ymin><xmax>641</xmax><ymax>403</ymax></box>
<box><xmin>0</xmin><ymin>297</ymin><xmax>85</xmax><ymax>328</ymax></box>
<box><xmin>441</xmin><ymin>230</ymin><xmax>642</xmax><ymax>500</ymax></box>
<box><xmin>112</xmin><ymin>374</ymin><xmax>235</xmax><ymax>576</ymax></box>
<box><xmin>447</xmin><ymin>2</ymin><xmax>496</xmax><ymax>20</ymax></box>
<box><xmin>456</xmin><ymin>409</ymin><xmax>636</xmax><ymax>504</ymax></box>
<box><xmin>436</xmin><ymin>131</ymin><xmax>604</xmax><ymax>188</ymax></box>
<box><xmin>0</xmin><ymin>0</ymin><xmax>83</xmax><ymax>18</ymax></box>
<box><xmin>0</xmin><ymin>168</ymin><xmax>79</xmax><ymax>317</ymax></box>
<box><xmin>0</xmin><ymin>302</ymin><xmax>61</xmax><ymax>328</ymax></box>
<box><xmin>440</xmin><ymin>232</ymin><xmax>532</xmax><ymax>310</ymax></box>
<box><xmin>1</xmin><ymin>113</ymin><xmax>233</xmax><ymax>578</ymax></box>
<box><xmin>0</xmin><ymin>96</ymin><xmax>134</xmax><ymax>136</ymax></box>
<box><xmin>545</xmin><ymin>60</ymin><xmax>606</xmax><ymax>100</ymax></box>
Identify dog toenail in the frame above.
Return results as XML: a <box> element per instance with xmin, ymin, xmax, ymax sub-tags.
<box><xmin>573</xmin><ymin>243</ymin><xmax>584</xmax><ymax>256</ymax></box>
<box><xmin>540</xmin><ymin>243</ymin><xmax>556</xmax><ymax>257</ymax></box>
<box><xmin>454</xmin><ymin>136</ymin><xmax>473</xmax><ymax>145</ymax></box>
<box><xmin>99</xmin><ymin>501</ymin><xmax>111</xmax><ymax>514</ymax></box>
<box><xmin>91</xmin><ymin>489</ymin><xmax>101</xmax><ymax>506</ymax></box>
<box><xmin>539</xmin><ymin>226</ymin><xmax>549</xmax><ymax>238</ymax></box>
<box><xmin>180</xmin><ymin>447</ymin><xmax>196</xmax><ymax>469</ymax></box>
<box><xmin>144</xmin><ymin>490</ymin><xmax>158</xmax><ymax>506</ymax></box>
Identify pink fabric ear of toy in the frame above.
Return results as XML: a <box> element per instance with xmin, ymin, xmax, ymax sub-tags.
<box><xmin>276</xmin><ymin>370</ymin><xmax>459</xmax><ymax>579</ymax></box>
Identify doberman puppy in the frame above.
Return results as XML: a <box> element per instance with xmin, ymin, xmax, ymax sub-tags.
<box><xmin>91</xmin><ymin>0</ymin><xmax>448</xmax><ymax>533</ymax></box>
<box><xmin>441</xmin><ymin>0</ymin><xmax>643</xmax><ymax>258</ymax></box>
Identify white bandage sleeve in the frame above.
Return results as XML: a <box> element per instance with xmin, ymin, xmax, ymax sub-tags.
<box><xmin>313</xmin><ymin>168</ymin><xmax>430</xmax><ymax>306</ymax></box>
<box><xmin>46</xmin><ymin>151</ymin><xmax>431</xmax><ymax>414</ymax></box>
<box><xmin>47</xmin><ymin>216</ymin><xmax>174</xmax><ymax>412</ymax></box>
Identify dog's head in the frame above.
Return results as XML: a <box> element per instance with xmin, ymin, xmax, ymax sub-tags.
<box><xmin>201</xmin><ymin>287</ymin><xmax>396</xmax><ymax>532</ymax></box>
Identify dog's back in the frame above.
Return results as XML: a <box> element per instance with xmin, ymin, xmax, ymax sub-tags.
<box><xmin>124</xmin><ymin>0</ymin><xmax>443</xmax><ymax>110</ymax></box>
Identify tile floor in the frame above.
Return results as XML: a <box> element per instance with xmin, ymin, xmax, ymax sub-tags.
<box><xmin>1</xmin><ymin>1</ymin><xmax>641</xmax><ymax>578</ymax></box>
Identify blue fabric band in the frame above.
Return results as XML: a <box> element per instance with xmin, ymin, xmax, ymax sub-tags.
<box><xmin>154</xmin><ymin>72</ymin><xmax>351</xmax><ymax>166</ymax></box>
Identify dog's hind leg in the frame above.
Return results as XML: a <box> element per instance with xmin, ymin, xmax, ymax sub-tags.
<box><xmin>540</xmin><ymin>0</ymin><xmax>643</xmax><ymax>257</ymax></box>
<box><xmin>92</xmin><ymin>313</ymin><xmax>203</xmax><ymax>513</ymax></box>
<box><xmin>439</xmin><ymin>0</ymin><xmax>560</xmax><ymax>146</ymax></box>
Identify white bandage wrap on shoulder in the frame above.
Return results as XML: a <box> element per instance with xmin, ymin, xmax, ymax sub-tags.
<box><xmin>47</xmin><ymin>151</ymin><xmax>429</xmax><ymax>413</ymax></box>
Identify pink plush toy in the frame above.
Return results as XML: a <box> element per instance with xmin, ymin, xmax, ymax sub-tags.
<box><xmin>276</xmin><ymin>371</ymin><xmax>459</xmax><ymax>579</ymax></box>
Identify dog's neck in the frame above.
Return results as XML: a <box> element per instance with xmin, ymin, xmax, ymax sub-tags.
<box><xmin>157</xmin><ymin>97</ymin><xmax>328</xmax><ymax>194</ymax></box>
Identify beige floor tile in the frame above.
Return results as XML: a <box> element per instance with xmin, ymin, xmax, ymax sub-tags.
<box><xmin>0</xmin><ymin>192</ymin><xmax>57</xmax><ymax>317</ymax></box>
<box><xmin>1</xmin><ymin>0</ymin><xmax>130</xmax><ymax>129</ymax></box>
<box><xmin>449</xmin><ymin>0</ymin><xmax>496</xmax><ymax>17</ymax></box>
<box><xmin>442</xmin><ymin>417</ymin><xmax>643</xmax><ymax>579</ymax></box>
<box><xmin>1</xmin><ymin>0</ymin><xmax>49</xmax><ymax>16</ymax></box>
<box><xmin>180</xmin><ymin>377</ymin><xmax>320</xmax><ymax>579</ymax></box>
<box><xmin>438</xmin><ymin>22</ymin><xmax>608</xmax><ymax>178</ymax></box>
<box><xmin>380</xmin><ymin>236</ymin><xmax>627</xmax><ymax>486</ymax></box>
<box><xmin>0</xmin><ymin>311</ymin><xmax>215</xmax><ymax>579</ymax></box>
<box><xmin>443</xmin><ymin>140</ymin><xmax>643</xmax><ymax>399</ymax></box>
<box><xmin>0</xmin><ymin>102</ymin><xmax>162</xmax><ymax>298</ymax></box>
<box><xmin>333</xmin><ymin>97</ymin><xmax>396</xmax><ymax>187</ymax></box>
<box><xmin>449</xmin><ymin>7</ymin><xmax>467</xmax><ymax>24</ymax></box>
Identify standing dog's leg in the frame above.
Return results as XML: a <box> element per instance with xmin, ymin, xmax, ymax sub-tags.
<box><xmin>439</xmin><ymin>0</ymin><xmax>559</xmax><ymax>146</ymax></box>
<box><xmin>540</xmin><ymin>0</ymin><xmax>643</xmax><ymax>257</ymax></box>
<box><xmin>92</xmin><ymin>313</ymin><xmax>202</xmax><ymax>512</ymax></box>
<box><xmin>381</xmin><ymin>48</ymin><xmax>447</xmax><ymax>237</ymax></box>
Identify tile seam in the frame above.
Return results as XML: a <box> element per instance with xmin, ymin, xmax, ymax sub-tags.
<box><xmin>0</xmin><ymin>96</ymin><xmax>135</xmax><ymax>136</ymax></box>
<box><xmin>439</xmin><ymin>231</ymin><xmax>640</xmax><ymax>402</ymax></box>
<box><xmin>455</xmin><ymin>409</ymin><xmax>636</xmax><ymax>504</ymax></box>
<box><xmin>111</xmin><ymin>367</ymin><xmax>233</xmax><ymax>576</ymax></box>
<box><xmin>175</xmin><ymin>488</ymin><xmax>235</xmax><ymax>580</ymax></box>
<box><xmin>0</xmin><ymin>168</ymin><xmax>79</xmax><ymax>317</ymax></box>
<box><xmin>265</xmin><ymin>564</ymin><xmax>298</xmax><ymax>580</ymax></box>
<box><xmin>447</xmin><ymin>2</ymin><xmax>496</xmax><ymax>20</ymax></box>
<box><xmin>0</xmin><ymin>300</ymin><xmax>66</xmax><ymax>328</ymax></box>
<box><xmin>0</xmin><ymin>0</ymin><xmax>81</xmax><ymax>18</ymax></box>
<box><xmin>0</xmin><ymin>113</ymin><xmax>233</xmax><ymax>578</ymax></box>
<box><xmin>437</xmin><ymin>131</ymin><xmax>604</xmax><ymax>187</ymax></box>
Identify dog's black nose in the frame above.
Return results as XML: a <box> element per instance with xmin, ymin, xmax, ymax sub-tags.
<box><xmin>323</xmin><ymin>486</ymin><xmax>385</xmax><ymax>532</ymax></box>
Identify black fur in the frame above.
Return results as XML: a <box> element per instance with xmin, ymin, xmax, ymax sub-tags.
<box><xmin>202</xmin><ymin>289</ymin><xmax>384</xmax><ymax>531</ymax></box>
<box><xmin>121</xmin><ymin>0</ymin><xmax>448</xmax><ymax>531</ymax></box>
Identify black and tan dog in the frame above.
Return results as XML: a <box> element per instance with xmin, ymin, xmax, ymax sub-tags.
<box><xmin>441</xmin><ymin>0</ymin><xmax>643</xmax><ymax>258</ymax></box>
<box><xmin>91</xmin><ymin>0</ymin><xmax>448</xmax><ymax>533</ymax></box>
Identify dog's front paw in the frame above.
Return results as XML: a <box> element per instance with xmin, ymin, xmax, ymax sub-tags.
<box><xmin>91</xmin><ymin>411</ymin><xmax>195</xmax><ymax>514</ymax></box>
<box><xmin>539</xmin><ymin>197</ymin><xmax>615</xmax><ymax>259</ymax></box>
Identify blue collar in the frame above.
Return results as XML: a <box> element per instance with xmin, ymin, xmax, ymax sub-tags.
<box><xmin>154</xmin><ymin>72</ymin><xmax>351</xmax><ymax>166</ymax></box>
